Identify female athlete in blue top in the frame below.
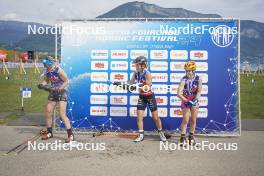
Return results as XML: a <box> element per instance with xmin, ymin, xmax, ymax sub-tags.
<box><xmin>127</xmin><ymin>56</ymin><xmax>166</xmax><ymax>142</ymax></box>
<box><xmin>38</xmin><ymin>56</ymin><xmax>74</xmax><ymax>143</ymax></box>
<box><xmin>177</xmin><ymin>61</ymin><xmax>202</xmax><ymax>145</ymax></box>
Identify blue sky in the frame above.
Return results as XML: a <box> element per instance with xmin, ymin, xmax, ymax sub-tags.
<box><xmin>0</xmin><ymin>0</ymin><xmax>263</xmax><ymax>24</ymax></box>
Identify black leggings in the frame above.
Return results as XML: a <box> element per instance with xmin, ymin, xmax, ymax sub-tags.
<box><xmin>48</xmin><ymin>91</ymin><xmax>67</xmax><ymax>102</ymax></box>
<box><xmin>137</xmin><ymin>94</ymin><xmax>157</xmax><ymax>112</ymax></box>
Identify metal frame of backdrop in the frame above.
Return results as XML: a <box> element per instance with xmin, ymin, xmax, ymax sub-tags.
<box><xmin>54</xmin><ymin>18</ymin><xmax>241</xmax><ymax>137</ymax></box>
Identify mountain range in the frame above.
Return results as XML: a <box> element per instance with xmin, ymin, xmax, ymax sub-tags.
<box><xmin>0</xmin><ymin>1</ymin><xmax>263</xmax><ymax>64</ymax></box>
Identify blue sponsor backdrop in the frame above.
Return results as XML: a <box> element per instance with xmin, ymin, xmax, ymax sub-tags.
<box><xmin>60</xmin><ymin>19</ymin><xmax>239</xmax><ymax>133</ymax></box>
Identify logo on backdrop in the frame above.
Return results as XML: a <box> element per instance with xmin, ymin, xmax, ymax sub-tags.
<box><xmin>211</xmin><ymin>25</ymin><xmax>235</xmax><ymax>47</ymax></box>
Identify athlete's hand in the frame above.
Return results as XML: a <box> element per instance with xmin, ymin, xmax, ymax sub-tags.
<box><xmin>186</xmin><ymin>100</ymin><xmax>194</xmax><ymax>106</ymax></box>
<box><xmin>37</xmin><ymin>84</ymin><xmax>51</xmax><ymax>92</ymax></box>
<box><xmin>56</xmin><ymin>87</ymin><xmax>65</xmax><ymax>93</ymax></box>
<box><xmin>37</xmin><ymin>84</ymin><xmax>44</xmax><ymax>90</ymax></box>
<box><xmin>192</xmin><ymin>98</ymin><xmax>199</xmax><ymax>105</ymax></box>
<box><xmin>187</xmin><ymin>99</ymin><xmax>199</xmax><ymax>106</ymax></box>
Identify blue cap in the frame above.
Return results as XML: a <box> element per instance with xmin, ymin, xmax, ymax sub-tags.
<box><xmin>42</xmin><ymin>57</ymin><xmax>54</xmax><ymax>66</ymax></box>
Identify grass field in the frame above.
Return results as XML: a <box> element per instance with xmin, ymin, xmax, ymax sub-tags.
<box><xmin>240</xmin><ymin>74</ymin><xmax>264</xmax><ymax>119</ymax></box>
<box><xmin>0</xmin><ymin>69</ymin><xmax>264</xmax><ymax>120</ymax></box>
<box><xmin>0</xmin><ymin>68</ymin><xmax>47</xmax><ymax>122</ymax></box>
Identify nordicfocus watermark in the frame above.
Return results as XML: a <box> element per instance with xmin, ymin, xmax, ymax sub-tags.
<box><xmin>159</xmin><ymin>24</ymin><xmax>237</xmax><ymax>35</ymax></box>
<box><xmin>27</xmin><ymin>24</ymin><xmax>237</xmax><ymax>36</ymax></box>
<box><xmin>27</xmin><ymin>24</ymin><xmax>106</xmax><ymax>35</ymax></box>
<box><xmin>91</xmin><ymin>83</ymin><xmax>184</xmax><ymax>94</ymax></box>
<box><xmin>28</xmin><ymin>140</ymin><xmax>106</xmax><ymax>151</ymax></box>
<box><xmin>160</xmin><ymin>141</ymin><xmax>238</xmax><ymax>151</ymax></box>
<box><xmin>27</xmin><ymin>23</ymin><xmax>237</xmax><ymax>47</ymax></box>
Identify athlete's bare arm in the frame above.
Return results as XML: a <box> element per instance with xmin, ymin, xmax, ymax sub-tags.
<box><xmin>40</xmin><ymin>73</ymin><xmax>49</xmax><ymax>85</ymax></box>
<box><xmin>196</xmin><ymin>79</ymin><xmax>202</xmax><ymax>99</ymax></box>
<box><xmin>127</xmin><ymin>73</ymin><xmax>136</xmax><ymax>85</ymax></box>
<box><xmin>58</xmin><ymin>69</ymin><xmax>69</xmax><ymax>91</ymax></box>
<box><xmin>177</xmin><ymin>80</ymin><xmax>188</xmax><ymax>102</ymax></box>
<box><xmin>140</xmin><ymin>72</ymin><xmax>152</xmax><ymax>90</ymax></box>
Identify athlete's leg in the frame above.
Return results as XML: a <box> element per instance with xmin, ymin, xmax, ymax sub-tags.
<box><xmin>136</xmin><ymin>96</ymin><xmax>147</xmax><ymax>131</ymax></box>
<box><xmin>188</xmin><ymin>106</ymin><xmax>198</xmax><ymax>145</ymax></box>
<box><xmin>148</xmin><ymin>95</ymin><xmax>161</xmax><ymax>129</ymax></box>
<box><xmin>135</xmin><ymin>96</ymin><xmax>147</xmax><ymax>142</ymax></box>
<box><xmin>137</xmin><ymin>110</ymin><xmax>145</xmax><ymax>131</ymax></box>
<box><xmin>46</xmin><ymin>101</ymin><xmax>56</xmax><ymax>128</ymax></box>
<box><xmin>189</xmin><ymin>106</ymin><xmax>198</xmax><ymax>134</ymax></box>
<box><xmin>134</xmin><ymin>110</ymin><xmax>145</xmax><ymax>142</ymax></box>
<box><xmin>181</xmin><ymin>108</ymin><xmax>190</xmax><ymax>135</ymax></box>
<box><xmin>58</xmin><ymin>101</ymin><xmax>71</xmax><ymax>129</ymax></box>
<box><xmin>179</xmin><ymin>108</ymin><xmax>190</xmax><ymax>144</ymax></box>
<box><xmin>151</xmin><ymin>110</ymin><xmax>166</xmax><ymax>142</ymax></box>
<box><xmin>151</xmin><ymin>110</ymin><xmax>162</xmax><ymax>129</ymax></box>
<box><xmin>148</xmin><ymin>95</ymin><xmax>166</xmax><ymax>141</ymax></box>
<box><xmin>42</xmin><ymin>101</ymin><xmax>56</xmax><ymax>140</ymax></box>
<box><xmin>59</xmin><ymin>101</ymin><xmax>74</xmax><ymax>142</ymax></box>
